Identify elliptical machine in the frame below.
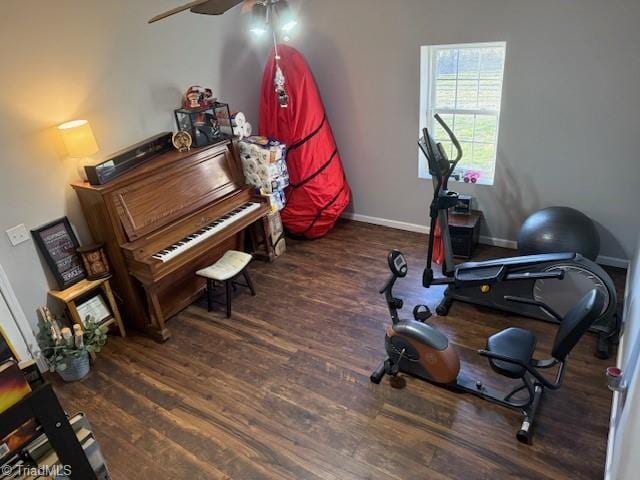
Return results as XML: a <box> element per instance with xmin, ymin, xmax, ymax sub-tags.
<box><xmin>370</xmin><ymin>249</ymin><xmax>604</xmax><ymax>444</ymax></box>
<box><xmin>419</xmin><ymin>114</ymin><xmax>618</xmax><ymax>358</ymax></box>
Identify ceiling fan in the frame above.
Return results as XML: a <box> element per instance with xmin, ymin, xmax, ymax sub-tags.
<box><xmin>149</xmin><ymin>0</ymin><xmax>298</xmax><ymax>35</ymax></box>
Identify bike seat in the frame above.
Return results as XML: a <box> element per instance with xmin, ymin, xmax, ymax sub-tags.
<box><xmin>486</xmin><ymin>328</ymin><xmax>537</xmax><ymax>379</ymax></box>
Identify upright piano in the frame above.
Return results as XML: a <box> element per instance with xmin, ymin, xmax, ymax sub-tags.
<box><xmin>72</xmin><ymin>139</ymin><xmax>271</xmax><ymax>341</ymax></box>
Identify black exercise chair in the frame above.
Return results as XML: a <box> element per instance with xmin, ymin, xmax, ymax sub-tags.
<box><xmin>479</xmin><ymin>289</ymin><xmax>605</xmax><ymax>441</ymax></box>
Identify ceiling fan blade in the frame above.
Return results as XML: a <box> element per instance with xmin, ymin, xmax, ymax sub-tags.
<box><xmin>190</xmin><ymin>0</ymin><xmax>245</xmax><ymax>15</ymax></box>
<box><xmin>148</xmin><ymin>0</ymin><xmax>210</xmax><ymax>23</ymax></box>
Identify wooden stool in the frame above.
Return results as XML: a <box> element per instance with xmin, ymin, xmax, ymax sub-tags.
<box><xmin>48</xmin><ymin>276</ymin><xmax>126</xmax><ymax>338</ymax></box>
<box><xmin>196</xmin><ymin>251</ymin><xmax>256</xmax><ymax>318</ymax></box>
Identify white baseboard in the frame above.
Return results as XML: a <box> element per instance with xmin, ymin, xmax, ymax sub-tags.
<box><xmin>597</xmin><ymin>255</ymin><xmax>630</xmax><ymax>269</ymax></box>
<box><xmin>341</xmin><ymin>212</ymin><xmax>429</xmax><ymax>234</ymax></box>
<box><xmin>341</xmin><ymin>212</ymin><xmax>629</xmax><ymax>269</ymax></box>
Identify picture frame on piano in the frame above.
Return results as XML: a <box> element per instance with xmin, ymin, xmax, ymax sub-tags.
<box><xmin>31</xmin><ymin>217</ymin><xmax>86</xmax><ymax>290</ymax></box>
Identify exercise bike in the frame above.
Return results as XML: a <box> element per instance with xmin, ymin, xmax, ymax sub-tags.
<box><xmin>419</xmin><ymin>114</ymin><xmax>619</xmax><ymax>358</ymax></box>
<box><xmin>370</xmin><ymin>250</ymin><xmax>604</xmax><ymax>443</ymax></box>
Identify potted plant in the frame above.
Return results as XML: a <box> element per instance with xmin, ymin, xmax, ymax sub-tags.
<box><xmin>37</xmin><ymin>309</ymin><xmax>108</xmax><ymax>382</ymax></box>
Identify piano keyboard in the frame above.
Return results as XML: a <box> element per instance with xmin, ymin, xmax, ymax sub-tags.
<box><xmin>151</xmin><ymin>202</ymin><xmax>262</xmax><ymax>263</ymax></box>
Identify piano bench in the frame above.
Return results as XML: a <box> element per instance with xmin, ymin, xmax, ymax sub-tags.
<box><xmin>196</xmin><ymin>251</ymin><xmax>256</xmax><ymax>318</ymax></box>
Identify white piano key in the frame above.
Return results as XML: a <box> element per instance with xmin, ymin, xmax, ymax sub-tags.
<box><xmin>152</xmin><ymin>202</ymin><xmax>261</xmax><ymax>263</ymax></box>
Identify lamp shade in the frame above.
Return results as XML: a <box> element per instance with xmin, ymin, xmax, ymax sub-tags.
<box><xmin>58</xmin><ymin>120</ymin><xmax>99</xmax><ymax>158</ymax></box>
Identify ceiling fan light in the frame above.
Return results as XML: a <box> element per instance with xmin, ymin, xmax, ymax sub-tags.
<box><xmin>249</xmin><ymin>2</ymin><xmax>268</xmax><ymax>35</ymax></box>
<box><xmin>275</xmin><ymin>0</ymin><xmax>297</xmax><ymax>32</ymax></box>
<box><xmin>250</xmin><ymin>26</ymin><xmax>267</xmax><ymax>35</ymax></box>
<box><xmin>281</xmin><ymin>19</ymin><xmax>298</xmax><ymax>32</ymax></box>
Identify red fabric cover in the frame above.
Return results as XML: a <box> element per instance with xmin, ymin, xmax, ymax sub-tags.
<box><xmin>432</xmin><ymin>221</ymin><xmax>445</xmax><ymax>265</ymax></box>
<box><xmin>259</xmin><ymin>44</ymin><xmax>351</xmax><ymax>239</ymax></box>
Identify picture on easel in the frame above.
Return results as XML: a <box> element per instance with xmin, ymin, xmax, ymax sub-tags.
<box><xmin>75</xmin><ymin>292</ymin><xmax>113</xmax><ymax>326</ymax></box>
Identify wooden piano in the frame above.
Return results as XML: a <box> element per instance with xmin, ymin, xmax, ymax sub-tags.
<box><xmin>72</xmin><ymin>139</ymin><xmax>272</xmax><ymax>341</ymax></box>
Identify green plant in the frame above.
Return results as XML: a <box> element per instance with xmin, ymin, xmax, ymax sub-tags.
<box><xmin>37</xmin><ymin>314</ymin><xmax>108</xmax><ymax>372</ymax></box>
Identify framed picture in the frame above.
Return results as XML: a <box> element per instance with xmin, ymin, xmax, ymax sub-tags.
<box><xmin>76</xmin><ymin>292</ymin><xmax>112</xmax><ymax>326</ymax></box>
<box><xmin>0</xmin><ymin>326</ymin><xmax>19</xmax><ymax>364</ymax></box>
<box><xmin>31</xmin><ymin>217</ymin><xmax>86</xmax><ymax>290</ymax></box>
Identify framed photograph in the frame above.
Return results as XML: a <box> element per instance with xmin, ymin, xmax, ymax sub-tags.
<box><xmin>31</xmin><ymin>217</ymin><xmax>86</xmax><ymax>290</ymax></box>
<box><xmin>76</xmin><ymin>292</ymin><xmax>112</xmax><ymax>326</ymax></box>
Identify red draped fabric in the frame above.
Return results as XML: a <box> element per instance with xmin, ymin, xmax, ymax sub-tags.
<box><xmin>259</xmin><ymin>44</ymin><xmax>351</xmax><ymax>239</ymax></box>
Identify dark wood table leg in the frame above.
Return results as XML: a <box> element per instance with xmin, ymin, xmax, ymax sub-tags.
<box><xmin>207</xmin><ymin>279</ymin><xmax>214</xmax><ymax>312</ymax></box>
<box><xmin>225</xmin><ymin>279</ymin><xmax>232</xmax><ymax>318</ymax></box>
<box><xmin>243</xmin><ymin>269</ymin><xmax>256</xmax><ymax>296</ymax></box>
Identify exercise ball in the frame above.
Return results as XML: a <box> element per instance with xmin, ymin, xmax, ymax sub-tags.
<box><xmin>518</xmin><ymin>207</ymin><xmax>600</xmax><ymax>261</ymax></box>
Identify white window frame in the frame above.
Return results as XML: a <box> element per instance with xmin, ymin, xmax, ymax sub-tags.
<box><xmin>418</xmin><ymin>41</ymin><xmax>506</xmax><ymax>186</ymax></box>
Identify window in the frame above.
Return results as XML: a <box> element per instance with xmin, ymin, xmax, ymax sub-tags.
<box><xmin>419</xmin><ymin>42</ymin><xmax>506</xmax><ymax>185</ymax></box>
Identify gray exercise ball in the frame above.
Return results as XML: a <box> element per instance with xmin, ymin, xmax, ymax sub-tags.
<box><xmin>518</xmin><ymin>206</ymin><xmax>601</xmax><ymax>261</ymax></box>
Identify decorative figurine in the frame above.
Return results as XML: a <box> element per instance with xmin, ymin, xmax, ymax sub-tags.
<box><xmin>182</xmin><ymin>86</ymin><xmax>215</xmax><ymax>109</ymax></box>
<box><xmin>172</xmin><ymin>130</ymin><xmax>193</xmax><ymax>152</ymax></box>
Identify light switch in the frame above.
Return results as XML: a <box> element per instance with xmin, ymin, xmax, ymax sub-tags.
<box><xmin>6</xmin><ymin>224</ymin><xmax>30</xmax><ymax>246</ymax></box>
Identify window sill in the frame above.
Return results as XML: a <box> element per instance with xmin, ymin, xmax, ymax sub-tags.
<box><xmin>418</xmin><ymin>172</ymin><xmax>494</xmax><ymax>187</ymax></box>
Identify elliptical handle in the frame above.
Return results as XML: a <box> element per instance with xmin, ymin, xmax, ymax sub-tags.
<box><xmin>434</xmin><ymin>113</ymin><xmax>463</xmax><ymax>164</ymax></box>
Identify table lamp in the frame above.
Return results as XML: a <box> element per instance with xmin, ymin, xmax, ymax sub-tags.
<box><xmin>58</xmin><ymin>119</ymin><xmax>99</xmax><ymax>181</ymax></box>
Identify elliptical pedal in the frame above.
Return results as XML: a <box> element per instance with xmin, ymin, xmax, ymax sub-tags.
<box><xmin>413</xmin><ymin>305</ymin><xmax>433</xmax><ymax>322</ymax></box>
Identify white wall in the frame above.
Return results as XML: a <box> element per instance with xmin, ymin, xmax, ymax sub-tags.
<box><xmin>290</xmin><ymin>0</ymin><xmax>640</xmax><ymax>263</ymax></box>
<box><xmin>0</xmin><ymin>0</ymin><xmax>263</xmax><ymax>331</ymax></box>
<box><xmin>606</xmin><ymin>238</ymin><xmax>640</xmax><ymax>479</ymax></box>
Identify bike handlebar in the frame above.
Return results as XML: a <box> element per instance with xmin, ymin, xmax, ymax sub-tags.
<box><xmin>379</xmin><ymin>273</ymin><xmax>397</xmax><ymax>294</ymax></box>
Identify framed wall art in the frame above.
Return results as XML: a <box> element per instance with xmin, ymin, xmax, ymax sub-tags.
<box><xmin>31</xmin><ymin>217</ymin><xmax>86</xmax><ymax>290</ymax></box>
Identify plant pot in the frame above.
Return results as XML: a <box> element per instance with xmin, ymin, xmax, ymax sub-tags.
<box><xmin>57</xmin><ymin>353</ymin><xmax>90</xmax><ymax>382</ymax></box>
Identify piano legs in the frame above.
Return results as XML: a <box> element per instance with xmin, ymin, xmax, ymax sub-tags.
<box><xmin>145</xmin><ymin>289</ymin><xmax>172</xmax><ymax>342</ymax></box>
<box><xmin>249</xmin><ymin>217</ymin><xmax>276</xmax><ymax>263</ymax></box>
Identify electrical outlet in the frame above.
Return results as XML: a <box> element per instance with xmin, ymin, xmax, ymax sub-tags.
<box><xmin>6</xmin><ymin>224</ymin><xmax>30</xmax><ymax>246</ymax></box>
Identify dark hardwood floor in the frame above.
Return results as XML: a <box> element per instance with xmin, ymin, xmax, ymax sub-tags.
<box><xmin>51</xmin><ymin>219</ymin><xmax>624</xmax><ymax>480</ymax></box>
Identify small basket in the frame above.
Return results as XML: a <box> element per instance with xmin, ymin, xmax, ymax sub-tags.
<box><xmin>58</xmin><ymin>353</ymin><xmax>91</xmax><ymax>382</ymax></box>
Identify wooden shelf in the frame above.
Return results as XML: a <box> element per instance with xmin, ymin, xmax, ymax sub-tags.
<box><xmin>49</xmin><ymin>278</ymin><xmax>111</xmax><ymax>303</ymax></box>
<box><xmin>48</xmin><ymin>276</ymin><xmax>126</xmax><ymax>338</ymax></box>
